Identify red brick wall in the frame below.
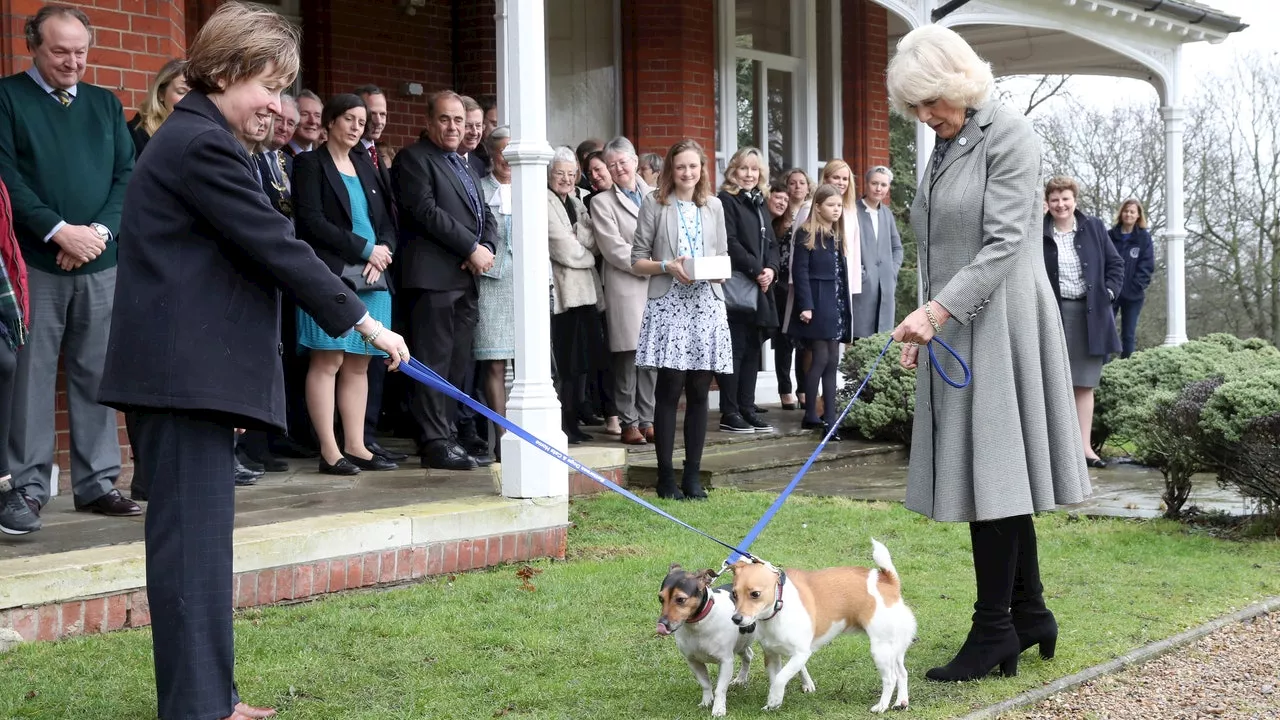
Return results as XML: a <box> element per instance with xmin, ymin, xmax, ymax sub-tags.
<box><xmin>302</xmin><ymin>0</ymin><xmax>453</xmax><ymax>151</ymax></box>
<box><xmin>620</xmin><ymin>0</ymin><xmax>716</xmax><ymax>159</ymax></box>
<box><xmin>454</xmin><ymin>0</ymin><xmax>495</xmax><ymax>101</ymax></box>
<box><xmin>843</xmin><ymin>0</ymin><xmax>890</xmax><ymax>192</ymax></box>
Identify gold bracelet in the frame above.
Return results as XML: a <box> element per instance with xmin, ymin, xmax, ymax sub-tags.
<box><xmin>363</xmin><ymin>322</ymin><xmax>385</xmax><ymax>345</ymax></box>
<box><xmin>923</xmin><ymin>302</ymin><xmax>942</xmax><ymax>334</ymax></box>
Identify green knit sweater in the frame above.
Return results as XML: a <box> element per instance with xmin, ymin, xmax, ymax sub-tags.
<box><xmin>0</xmin><ymin>71</ymin><xmax>134</xmax><ymax>275</ymax></box>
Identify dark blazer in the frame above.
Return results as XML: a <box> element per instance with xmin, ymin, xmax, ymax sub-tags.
<box><xmin>1108</xmin><ymin>224</ymin><xmax>1155</xmax><ymax>302</ymax></box>
<box><xmin>391</xmin><ymin>137</ymin><xmax>498</xmax><ymax>291</ymax></box>
<box><xmin>1043</xmin><ymin>211</ymin><xmax>1124</xmax><ymax>356</ymax></box>
<box><xmin>127</xmin><ymin>113</ymin><xmax>150</xmax><ymax>160</ymax></box>
<box><xmin>719</xmin><ymin>188</ymin><xmax>780</xmax><ymax>328</ymax></box>
<box><xmin>99</xmin><ymin>91</ymin><xmax>367</xmax><ymax>430</ymax></box>
<box><xmin>789</xmin><ymin>228</ymin><xmax>852</xmax><ymax>343</ymax></box>
<box><xmin>255</xmin><ymin>150</ymin><xmax>294</xmax><ymax>219</ymax></box>
<box><xmin>292</xmin><ymin>147</ymin><xmax>397</xmax><ymax>278</ymax></box>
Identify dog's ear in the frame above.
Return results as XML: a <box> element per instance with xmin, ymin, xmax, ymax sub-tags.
<box><xmin>694</xmin><ymin>569</ymin><xmax>717</xmax><ymax>585</ymax></box>
<box><xmin>729</xmin><ymin>560</ymin><xmax>750</xmax><ymax>574</ymax></box>
<box><xmin>669</xmin><ymin>562</ymin><xmax>682</xmax><ymax>571</ymax></box>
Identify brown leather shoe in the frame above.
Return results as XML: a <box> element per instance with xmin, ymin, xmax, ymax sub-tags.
<box><xmin>74</xmin><ymin>489</ymin><xmax>143</xmax><ymax>517</ymax></box>
<box><xmin>620</xmin><ymin>427</ymin><xmax>646</xmax><ymax>445</ymax></box>
<box><xmin>233</xmin><ymin>703</ymin><xmax>277</xmax><ymax>718</ymax></box>
<box><xmin>642</xmin><ymin>426</ymin><xmax>655</xmax><ymax>443</ymax></box>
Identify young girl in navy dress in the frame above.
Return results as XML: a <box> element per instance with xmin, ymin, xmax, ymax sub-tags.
<box><xmin>789</xmin><ymin>184</ymin><xmax>853</xmax><ymax>440</ymax></box>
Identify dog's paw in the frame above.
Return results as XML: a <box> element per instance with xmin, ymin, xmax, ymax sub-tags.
<box><xmin>870</xmin><ymin>701</ymin><xmax>889</xmax><ymax>714</ymax></box>
<box><xmin>730</xmin><ymin>675</ymin><xmax>749</xmax><ymax>688</ymax></box>
<box><xmin>894</xmin><ymin>699</ymin><xmax>909</xmax><ymax>710</ymax></box>
<box><xmin>699</xmin><ymin>695</ymin><xmax>713</xmax><ymax>708</ymax></box>
<box><xmin>712</xmin><ymin>703</ymin><xmax>727</xmax><ymax>717</ymax></box>
<box><xmin>801</xmin><ymin>678</ymin><xmax>816</xmax><ymax>693</ymax></box>
<box><xmin>762</xmin><ymin>695</ymin><xmax>784</xmax><ymax>711</ymax></box>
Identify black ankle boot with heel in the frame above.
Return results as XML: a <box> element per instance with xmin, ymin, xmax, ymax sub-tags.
<box><xmin>1011</xmin><ymin>514</ymin><xmax>1058</xmax><ymax>659</ymax></box>
<box><xmin>680</xmin><ymin>466</ymin><xmax>707</xmax><ymax>500</ymax></box>
<box><xmin>926</xmin><ymin>517</ymin><xmax>1024</xmax><ymax>682</ymax></box>
<box><xmin>655</xmin><ymin>467</ymin><xmax>684</xmax><ymax>500</ymax></box>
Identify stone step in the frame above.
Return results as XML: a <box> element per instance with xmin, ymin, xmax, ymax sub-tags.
<box><xmin>627</xmin><ymin>434</ymin><xmax>906</xmax><ymax>489</ymax></box>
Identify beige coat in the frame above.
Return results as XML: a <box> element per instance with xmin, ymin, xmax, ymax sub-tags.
<box><xmin>547</xmin><ymin>190</ymin><xmax>601</xmax><ymax>314</ymax></box>
<box><xmin>590</xmin><ymin>179</ymin><xmax>653</xmax><ymax>352</ymax></box>
<box><xmin>907</xmin><ymin>102</ymin><xmax>1091</xmax><ymax>523</ymax></box>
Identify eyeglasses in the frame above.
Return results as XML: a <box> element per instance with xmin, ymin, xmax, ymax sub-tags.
<box><xmin>550</xmin><ymin>170</ymin><xmax>575</xmax><ymax>180</ymax></box>
<box><xmin>606</xmin><ymin>159</ymin><xmax>632</xmax><ymax>171</ymax></box>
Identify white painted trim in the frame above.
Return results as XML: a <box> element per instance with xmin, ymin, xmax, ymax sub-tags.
<box><xmin>800</xmin><ymin>0</ymin><xmax>819</xmax><ymax>174</ymax></box>
<box><xmin>716</xmin><ymin>0</ymin><xmax>737</xmax><ymax>181</ymax></box>
<box><xmin>829</xmin><ymin>0</ymin><xmax>843</xmax><ymax>165</ymax></box>
<box><xmin>613</xmin><ymin>0</ymin><xmax>624</xmax><ymax>138</ymax></box>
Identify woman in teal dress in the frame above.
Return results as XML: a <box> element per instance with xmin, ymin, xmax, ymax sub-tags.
<box><xmin>292</xmin><ymin>93</ymin><xmax>398</xmax><ymax>475</ymax></box>
<box><xmin>474</xmin><ymin>126</ymin><xmax>516</xmax><ymax>446</ymax></box>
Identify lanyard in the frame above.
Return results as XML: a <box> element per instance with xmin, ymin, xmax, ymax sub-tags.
<box><xmin>676</xmin><ymin>201</ymin><xmax>703</xmax><ymax>258</ymax></box>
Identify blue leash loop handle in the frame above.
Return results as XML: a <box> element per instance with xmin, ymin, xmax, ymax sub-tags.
<box><xmin>398</xmin><ymin>357</ymin><xmax>761</xmax><ymax>561</ymax></box>
<box><xmin>724</xmin><ymin>335</ymin><xmax>969</xmax><ymax>565</ymax></box>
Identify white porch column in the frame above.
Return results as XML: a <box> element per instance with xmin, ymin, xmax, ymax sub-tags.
<box><xmin>499</xmin><ymin>0</ymin><xmax>565</xmax><ymax>498</ymax></box>
<box><xmin>1161</xmin><ymin>47</ymin><xmax>1188</xmax><ymax>346</ymax></box>
<box><xmin>493</xmin><ymin>0</ymin><xmax>510</xmax><ymax>126</ymax></box>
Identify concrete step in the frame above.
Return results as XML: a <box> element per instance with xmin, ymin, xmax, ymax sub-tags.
<box><xmin>627</xmin><ymin>434</ymin><xmax>906</xmax><ymax>489</ymax></box>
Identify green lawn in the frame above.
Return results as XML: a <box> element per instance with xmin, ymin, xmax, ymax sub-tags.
<box><xmin>4</xmin><ymin>492</ymin><xmax>1279</xmax><ymax>719</ymax></box>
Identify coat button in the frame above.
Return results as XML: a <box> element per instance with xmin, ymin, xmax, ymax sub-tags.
<box><xmin>278</xmin><ymin>342</ymin><xmax>284</xmax><ymax>356</ymax></box>
<box><xmin>958</xmin><ymin>137</ymin><xmax>968</xmax><ymax>146</ymax></box>
<box><xmin>336</xmin><ymin>293</ymin><xmax>347</xmax><ymax>304</ymax></box>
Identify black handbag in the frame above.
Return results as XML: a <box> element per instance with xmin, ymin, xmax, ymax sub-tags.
<box><xmin>339</xmin><ymin>261</ymin><xmax>389</xmax><ymax>293</ymax></box>
<box><xmin>723</xmin><ymin>271</ymin><xmax>758</xmax><ymax>313</ymax></box>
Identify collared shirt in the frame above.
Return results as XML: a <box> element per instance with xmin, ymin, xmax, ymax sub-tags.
<box><xmin>26</xmin><ymin>68</ymin><xmax>81</xmax><ymax>242</ymax></box>
<box><xmin>287</xmin><ymin>139</ymin><xmax>313</xmax><ymax>156</ymax></box>
<box><xmin>863</xmin><ymin>200</ymin><xmax>880</xmax><ymax>239</ymax></box>
<box><xmin>1052</xmin><ymin>220</ymin><xmax>1087</xmax><ymax>299</ymax></box>
<box><xmin>619</xmin><ymin>184</ymin><xmax>643</xmax><ymax>210</ymax></box>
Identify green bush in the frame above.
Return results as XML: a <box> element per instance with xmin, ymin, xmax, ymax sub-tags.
<box><xmin>1095</xmin><ymin>334</ymin><xmax>1280</xmax><ymax>518</ymax></box>
<box><xmin>1198</xmin><ymin>371</ymin><xmax>1280</xmax><ymax>516</ymax></box>
<box><xmin>837</xmin><ymin>332</ymin><xmax>915</xmax><ymax>444</ymax></box>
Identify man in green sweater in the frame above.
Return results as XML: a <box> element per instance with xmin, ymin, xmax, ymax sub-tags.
<box><xmin>0</xmin><ymin>5</ymin><xmax>140</xmax><ymax>520</ymax></box>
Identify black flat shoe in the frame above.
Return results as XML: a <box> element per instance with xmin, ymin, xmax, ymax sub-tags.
<box><xmin>800</xmin><ymin>418</ymin><xmax>824</xmax><ymax>430</ymax></box>
<box><xmin>320</xmin><ymin>457</ymin><xmax>361</xmax><ymax>476</ymax></box>
<box><xmin>820</xmin><ymin>424</ymin><xmax>843</xmax><ymax>442</ymax></box>
<box><xmin>345</xmin><ymin>453</ymin><xmax>398</xmax><ymax>471</ymax></box>
<box><xmin>781</xmin><ymin>402</ymin><xmax>798</xmax><ymax>410</ymax></box>
<box><xmin>1085</xmin><ymin>456</ymin><xmax>1107</xmax><ymax>469</ymax></box>
<box><xmin>367</xmin><ymin>441</ymin><xmax>409</xmax><ymax>462</ymax></box>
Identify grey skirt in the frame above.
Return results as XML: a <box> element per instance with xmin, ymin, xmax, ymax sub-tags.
<box><xmin>1060</xmin><ymin>298</ymin><xmax>1103</xmax><ymax>388</ymax></box>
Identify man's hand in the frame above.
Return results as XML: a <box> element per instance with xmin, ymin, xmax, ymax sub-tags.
<box><xmin>463</xmin><ymin>244</ymin><xmax>495</xmax><ymax>275</ymax></box>
<box><xmin>368</xmin><ymin>244</ymin><xmax>393</xmax><ymax>271</ymax></box>
<box><xmin>52</xmin><ymin>225</ymin><xmax>106</xmax><ymax>264</ymax></box>
<box><xmin>55</xmin><ymin>250</ymin><xmax>85</xmax><ymax>272</ymax></box>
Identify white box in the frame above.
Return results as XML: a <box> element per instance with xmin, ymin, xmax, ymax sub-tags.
<box><xmin>688</xmin><ymin>255</ymin><xmax>731</xmax><ymax>281</ymax></box>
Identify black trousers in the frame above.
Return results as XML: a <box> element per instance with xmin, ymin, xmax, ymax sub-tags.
<box><xmin>408</xmin><ymin>287</ymin><xmax>478</xmax><ymax>444</ymax></box>
<box><xmin>0</xmin><ymin>340</ymin><xmax>15</xmax><ymax>478</ymax></box>
<box><xmin>717</xmin><ymin>321</ymin><xmax>765</xmax><ymax>416</ymax></box>
<box><xmin>130</xmin><ymin>410</ymin><xmax>240</xmax><ymax>720</ymax></box>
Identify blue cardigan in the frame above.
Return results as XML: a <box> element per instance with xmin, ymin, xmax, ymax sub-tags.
<box><xmin>1108</xmin><ymin>225</ymin><xmax>1155</xmax><ymax>302</ymax></box>
<box><xmin>1043</xmin><ymin>212</ymin><xmax>1124</xmax><ymax>356</ymax></box>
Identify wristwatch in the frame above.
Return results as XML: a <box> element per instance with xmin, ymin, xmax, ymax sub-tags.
<box><xmin>90</xmin><ymin>223</ymin><xmax>110</xmax><ymax>241</ymax></box>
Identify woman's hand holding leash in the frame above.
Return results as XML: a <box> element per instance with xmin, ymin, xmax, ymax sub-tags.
<box><xmin>892</xmin><ymin>300</ymin><xmax>952</xmax><ymax>370</ymax></box>
<box><xmin>357</xmin><ymin>319</ymin><xmax>411</xmax><ymax>371</ymax></box>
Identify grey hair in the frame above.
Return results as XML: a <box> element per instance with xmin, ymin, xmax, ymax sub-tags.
<box><xmin>549</xmin><ymin>146</ymin><xmax>578</xmax><ymax>182</ymax></box>
<box><xmin>886</xmin><ymin>25</ymin><xmax>993</xmax><ymax>115</ymax></box>
<box><xmin>865</xmin><ymin>165</ymin><xmax>893</xmax><ymax>184</ymax></box>
<box><xmin>25</xmin><ymin>5</ymin><xmax>93</xmax><ymax>49</ymax></box>
<box><xmin>639</xmin><ymin>152</ymin><xmax>663</xmax><ymax>175</ymax></box>
<box><xmin>280</xmin><ymin>93</ymin><xmax>298</xmax><ymax>113</ymax></box>
<box><xmin>482</xmin><ymin>125</ymin><xmax>510</xmax><ymax>157</ymax></box>
<box><xmin>602</xmin><ymin>136</ymin><xmax>638</xmax><ymax>161</ymax></box>
<box><xmin>296</xmin><ymin>89</ymin><xmax>322</xmax><ymax>106</ymax></box>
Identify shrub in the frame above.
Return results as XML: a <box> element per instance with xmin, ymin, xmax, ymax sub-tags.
<box><xmin>1131</xmin><ymin>379</ymin><xmax>1220</xmax><ymax>518</ymax></box>
<box><xmin>837</xmin><ymin>332</ymin><xmax>915</xmax><ymax>444</ymax></box>
<box><xmin>1198</xmin><ymin>371</ymin><xmax>1280</xmax><ymax>516</ymax></box>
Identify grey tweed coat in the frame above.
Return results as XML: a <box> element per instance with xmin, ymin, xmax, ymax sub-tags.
<box><xmin>906</xmin><ymin>102</ymin><xmax>1091</xmax><ymax>523</ymax></box>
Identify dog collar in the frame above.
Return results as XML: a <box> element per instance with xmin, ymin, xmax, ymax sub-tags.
<box><xmin>762</xmin><ymin>570</ymin><xmax>787</xmax><ymax>621</ymax></box>
<box><xmin>686</xmin><ymin>588</ymin><xmax>715</xmax><ymax>625</ymax></box>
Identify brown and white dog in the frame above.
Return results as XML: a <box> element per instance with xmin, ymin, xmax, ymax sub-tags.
<box><xmin>727</xmin><ymin>540</ymin><xmax>916</xmax><ymax>713</ymax></box>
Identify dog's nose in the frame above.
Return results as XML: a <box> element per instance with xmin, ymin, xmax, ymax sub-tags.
<box><xmin>731</xmin><ymin>613</ymin><xmax>743</xmax><ymax>625</ymax></box>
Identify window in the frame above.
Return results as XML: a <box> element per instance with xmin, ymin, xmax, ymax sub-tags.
<box><xmin>545</xmin><ymin>0</ymin><xmax>619</xmax><ymax>148</ymax></box>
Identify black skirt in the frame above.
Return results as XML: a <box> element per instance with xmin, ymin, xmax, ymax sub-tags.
<box><xmin>552</xmin><ymin>305</ymin><xmax>607</xmax><ymax>378</ymax></box>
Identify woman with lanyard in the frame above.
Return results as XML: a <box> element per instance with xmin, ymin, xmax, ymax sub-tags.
<box><xmin>631</xmin><ymin>140</ymin><xmax>733</xmax><ymax>500</ymax></box>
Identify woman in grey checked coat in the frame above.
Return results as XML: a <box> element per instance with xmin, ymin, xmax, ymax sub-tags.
<box><xmin>886</xmin><ymin>26</ymin><xmax>1091</xmax><ymax>683</ymax></box>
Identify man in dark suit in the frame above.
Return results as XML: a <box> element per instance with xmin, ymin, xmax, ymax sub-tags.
<box><xmin>392</xmin><ymin>90</ymin><xmax>496</xmax><ymax>470</ymax></box>
<box><xmin>352</xmin><ymin>84</ymin><xmax>408</xmax><ymax>464</ymax></box>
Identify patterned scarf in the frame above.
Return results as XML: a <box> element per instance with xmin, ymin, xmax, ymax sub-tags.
<box><xmin>0</xmin><ymin>181</ymin><xmax>28</xmax><ymax>351</ymax></box>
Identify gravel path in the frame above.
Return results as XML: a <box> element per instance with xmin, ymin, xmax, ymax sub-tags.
<box><xmin>1008</xmin><ymin>612</ymin><xmax>1280</xmax><ymax>720</ymax></box>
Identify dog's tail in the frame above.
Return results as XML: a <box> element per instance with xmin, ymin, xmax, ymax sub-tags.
<box><xmin>870</xmin><ymin>538</ymin><xmax>900</xmax><ymax>586</ymax></box>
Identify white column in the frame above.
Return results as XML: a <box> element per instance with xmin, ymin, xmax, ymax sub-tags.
<box><xmin>1161</xmin><ymin>47</ymin><xmax>1188</xmax><ymax>346</ymax></box>
<box><xmin>500</xmin><ymin>0</ymin><xmax>565</xmax><ymax>498</ymax></box>
<box><xmin>494</xmin><ymin>0</ymin><xmax>510</xmax><ymax>126</ymax></box>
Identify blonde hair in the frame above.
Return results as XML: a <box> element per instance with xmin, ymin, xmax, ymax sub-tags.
<box><xmin>137</xmin><ymin>58</ymin><xmax>186</xmax><ymax>136</ymax></box>
<box><xmin>185</xmin><ymin>2</ymin><xmax>300</xmax><ymax>95</ymax></box>
<box><xmin>655</xmin><ymin>139</ymin><xmax>713</xmax><ymax>206</ymax></box>
<box><xmin>819</xmin><ymin>159</ymin><xmax>856</xmax><ymax>209</ymax></box>
<box><xmin>886</xmin><ymin>25</ymin><xmax>994</xmax><ymax>115</ymax></box>
<box><xmin>801</xmin><ymin>184</ymin><xmax>847</xmax><ymax>253</ymax></box>
<box><xmin>1114</xmin><ymin>198</ymin><xmax>1149</xmax><ymax>230</ymax></box>
<box><xmin>720</xmin><ymin>146</ymin><xmax>769</xmax><ymax>194</ymax></box>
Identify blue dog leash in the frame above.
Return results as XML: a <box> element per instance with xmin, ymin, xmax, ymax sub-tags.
<box><xmin>723</xmin><ymin>336</ymin><xmax>970</xmax><ymax>565</ymax></box>
<box><xmin>399</xmin><ymin>357</ymin><xmax>762</xmax><ymax>561</ymax></box>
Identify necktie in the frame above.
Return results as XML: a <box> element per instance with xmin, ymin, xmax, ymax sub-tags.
<box><xmin>446</xmin><ymin>152</ymin><xmax>484</xmax><ymax>239</ymax></box>
<box><xmin>369</xmin><ymin>144</ymin><xmax>381</xmax><ymax>170</ymax></box>
<box><xmin>266</xmin><ymin>151</ymin><xmax>282</xmax><ymax>185</ymax></box>
<box><xmin>52</xmin><ymin>89</ymin><xmax>72</xmax><ymax>107</ymax></box>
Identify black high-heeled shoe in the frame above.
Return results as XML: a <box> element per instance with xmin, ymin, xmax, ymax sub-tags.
<box><xmin>655</xmin><ymin>467</ymin><xmax>684</xmax><ymax>500</ymax></box>
<box><xmin>1015</xmin><ymin>618</ymin><xmax>1057</xmax><ymax>659</ymax></box>
<box><xmin>680</xmin><ymin>467</ymin><xmax>708</xmax><ymax>500</ymax></box>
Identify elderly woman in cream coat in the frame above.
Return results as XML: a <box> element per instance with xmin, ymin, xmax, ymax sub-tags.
<box><xmin>547</xmin><ymin>148</ymin><xmax>606</xmax><ymax>444</ymax></box>
<box><xmin>887</xmin><ymin>25</ymin><xmax>1090</xmax><ymax>684</ymax></box>
<box><xmin>591</xmin><ymin>136</ymin><xmax>656</xmax><ymax>445</ymax></box>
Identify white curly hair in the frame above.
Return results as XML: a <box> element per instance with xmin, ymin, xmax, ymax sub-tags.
<box><xmin>886</xmin><ymin>25</ymin><xmax>994</xmax><ymax>115</ymax></box>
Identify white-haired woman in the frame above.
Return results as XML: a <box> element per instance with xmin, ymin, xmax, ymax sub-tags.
<box><xmin>474</xmin><ymin>126</ymin><xmax>517</xmax><ymax>454</ymax></box>
<box><xmin>591</xmin><ymin>136</ymin><xmax>656</xmax><ymax>446</ymax></box>
<box><xmin>852</xmin><ymin>165</ymin><xmax>903</xmax><ymax>338</ymax></box>
<box><xmin>547</xmin><ymin>146</ymin><xmax>606</xmax><ymax>443</ymax></box>
<box><xmin>886</xmin><ymin>25</ymin><xmax>1090</xmax><ymax>683</ymax></box>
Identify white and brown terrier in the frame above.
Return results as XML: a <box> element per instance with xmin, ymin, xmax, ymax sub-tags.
<box><xmin>727</xmin><ymin>540</ymin><xmax>916</xmax><ymax>713</ymax></box>
<box><xmin>658</xmin><ymin>564</ymin><xmax>812</xmax><ymax>717</ymax></box>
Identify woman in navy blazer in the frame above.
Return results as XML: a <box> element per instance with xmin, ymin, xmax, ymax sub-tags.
<box><xmin>292</xmin><ymin>94</ymin><xmax>399</xmax><ymax>476</ymax></box>
<box><xmin>789</xmin><ymin>184</ymin><xmax>853</xmax><ymax>438</ymax></box>
<box><xmin>98</xmin><ymin>6</ymin><xmax>408</xmax><ymax>719</ymax></box>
